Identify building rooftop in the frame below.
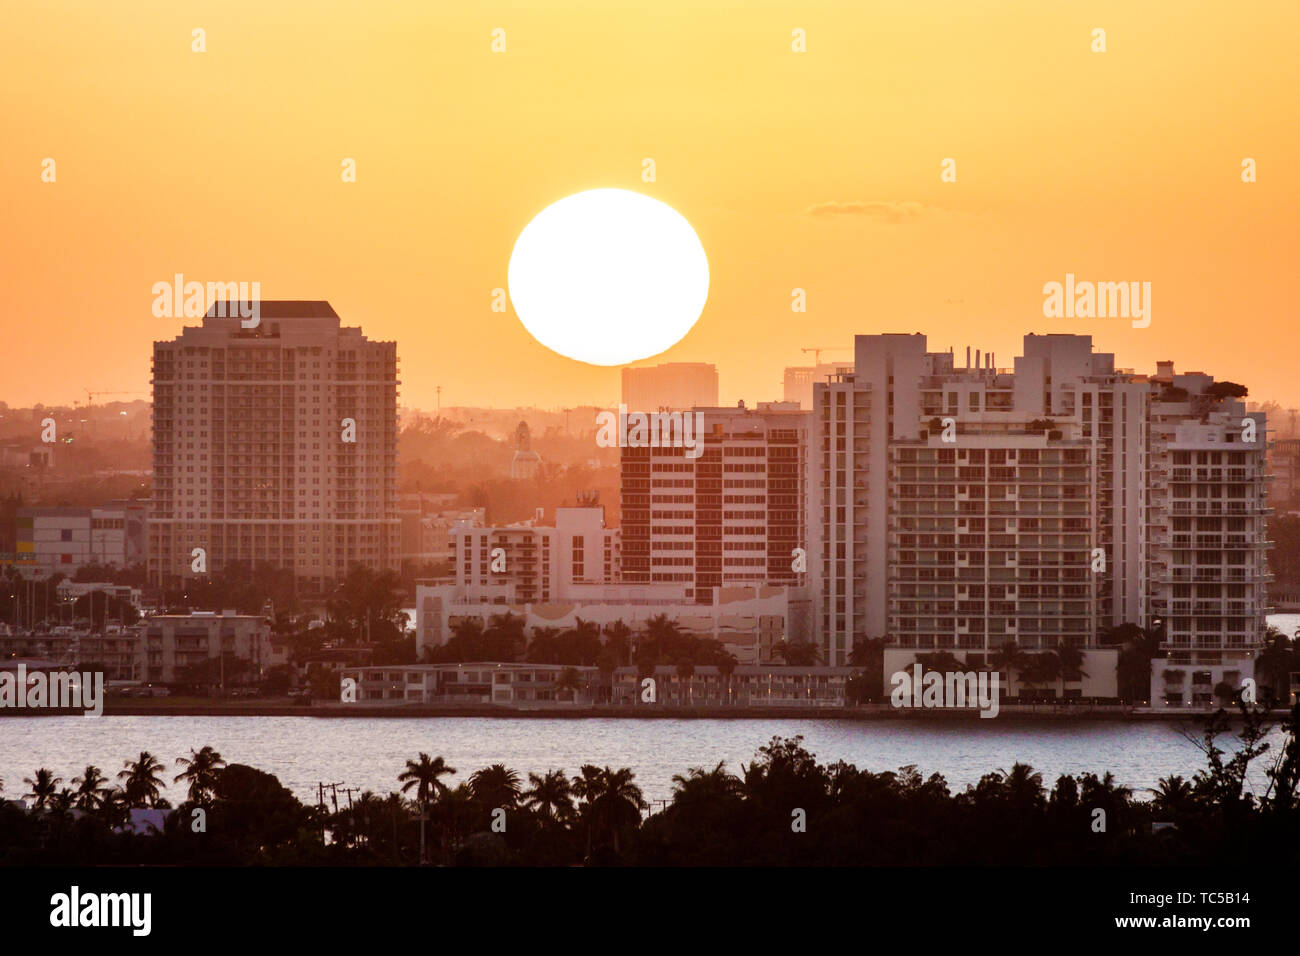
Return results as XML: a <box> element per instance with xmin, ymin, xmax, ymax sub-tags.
<box><xmin>203</xmin><ymin>300</ymin><xmax>338</xmax><ymax>319</ymax></box>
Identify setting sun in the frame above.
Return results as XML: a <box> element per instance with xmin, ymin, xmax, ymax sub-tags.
<box><xmin>507</xmin><ymin>188</ymin><xmax>710</xmax><ymax>366</ymax></box>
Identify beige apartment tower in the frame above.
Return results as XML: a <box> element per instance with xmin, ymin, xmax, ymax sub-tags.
<box><xmin>148</xmin><ymin>301</ymin><xmax>399</xmax><ymax>593</ymax></box>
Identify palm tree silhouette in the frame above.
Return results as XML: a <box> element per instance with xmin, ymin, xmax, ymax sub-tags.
<box><xmin>118</xmin><ymin>752</ymin><xmax>166</xmax><ymax>808</ymax></box>
<box><xmin>398</xmin><ymin>753</ymin><xmax>456</xmax><ymax>864</ymax></box>
<box><xmin>468</xmin><ymin>764</ymin><xmax>522</xmax><ymax>811</ymax></box>
<box><xmin>522</xmin><ymin>769</ymin><xmax>575</xmax><ymax>823</ymax></box>
<box><xmin>23</xmin><ymin>768</ymin><xmax>62</xmax><ymax>809</ymax></box>
<box><xmin>573</xmin><ymin>765</ymin><xmax>646</xmax><ymax>856</ymax></box>
<box><xmin>71</xmin><ymin>765</ymin><xmax>110</xmax><ymax>811</ymax></box>
<box><xmin>174</xmin><ymin>746</ymin><xmax>227</xmax><ymax>806</ymax></box>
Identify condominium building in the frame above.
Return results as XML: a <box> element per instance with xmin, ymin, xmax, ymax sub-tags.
<box><xmin>0</xmin><ymin>611</ymin><xmax>284</xmax><ymax>684</ymax></box>
<box><xmin>450</xmin><ymin>505</ymin><xmax>621</xmax><ymax>605</ymax></box>
<box><xmin>416</xmin><ymin>582</ymin><xmax>797</xmax><ymax>664</ymax></box>
<box><xmin>148</xmin><ymin>301</ymin><xmax>399</xmax><ymax>592</ymax></box>
<box><xmin>812</xmin><ymin>333</ymin><xmax>1268</xmax><ymax>706</ymax></box>
<box><xmin>621</xmin><ymin>362</ymin><xmax>719</xmax><ymax>411</ymax></box>
<box><xmin>620</xmin><ymin>403</ymin><xmax>809</xmax><ymax>603</ymax></box>
<box><xmin>396</xmin><ymin>493</ymin><xmax>483</xmax><ymax>566</ymax></box>
<box><xmin>1268</xmin><ymin>437</ymin><xmax>1300</xmax><ymax>510</ymax></box>
<box><xmin>414</xmin><ymin>505</ymin><xmax>803</xmax><ymax>662</ymax></box>
<box><xmin>140</xmin><ymin>611</ymin><xmax>279</xmax><ymax>684</ymax></box>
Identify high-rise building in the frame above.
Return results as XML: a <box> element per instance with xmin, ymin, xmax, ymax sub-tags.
<box><xmin>812</xmin><ymin>333</ymin><xmax>1269</xmax><ymax>707</ymax></box>
<box><xmin>621</xmin><ymin>402</ymin><xmax>809</xmax><ymax>603</ymax></box>
<box><xmin>783</xmin><ymin>362</ymin><xmax>854</xmax><ymax>410</ymax></box>
<box><xmin>621</xmin><ymin>362</ymin><xmax>718</xmax><ymax>411</ymax></box>
<box><xmin>148</xmin><ymin>301</ymin><xmax>399</xmax><ymax>592</ymax></box>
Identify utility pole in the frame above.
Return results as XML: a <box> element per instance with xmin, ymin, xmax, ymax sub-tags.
<box><xmin>436</xmin><ymin>385</ymin><xmax>441</xmax><ymax>415</ymax></box>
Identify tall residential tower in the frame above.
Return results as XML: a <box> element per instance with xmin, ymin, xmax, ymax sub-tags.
<box><xmin>148</xmin><ymin>301</ymin><xmax>399</xmax><ymax>592</ymax></box>
<box><xmin>812</xmin><ymin>333</ymin><xmax>1269</xmax><ymax>707</ymax></box>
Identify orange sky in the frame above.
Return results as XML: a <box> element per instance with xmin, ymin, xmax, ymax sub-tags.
<box><xmin>3</xmin><ymin>0</ymin><xmax>1297</xmax><ymax>413</ymax></box>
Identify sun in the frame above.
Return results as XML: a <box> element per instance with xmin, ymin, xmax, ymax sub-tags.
<box><xmin>507</xmin><ymin>188</ymin><xmax>709</xmax><ymax>366</ymax></box>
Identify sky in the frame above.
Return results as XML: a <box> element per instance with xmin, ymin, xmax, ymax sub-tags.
<box><xmin>3</xmin><ymin>0</ymin><xmax>1297</xmax><ymax>413</ymax></box>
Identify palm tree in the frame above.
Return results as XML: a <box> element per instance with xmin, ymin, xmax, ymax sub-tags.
<box><xmin>1254</xmin><ymin>631</ymin><xmax>1294</xmax><ymax>705</ymax></box>
<box><xmin>774</xmin><ymin>640</ymin><xmax>821</xmax><ymax>666</ymax></box>
<box><xmin>174</xmin><ymin>746</ymin><xmax>227</xmax><ymax>805</ymax></box>
<box><xmin>71</xmin><ymin>765</ymin><xmax>111</xmax><ymax>811</ymax></box>
<box><xmin>485</xmin><ymin>612</ymin><xmax>527</xmax><ymax>661</ymax></box>
<box><xmin>526</xmin><ymin>626</ymin><xmax>563</xmax><ymax>663</ymax></box>
<box><xmin>997</xmin><ymin>762</ymin><xmax>1046</xmax><ymax>810</ymax></box>
<box><xmin>595</xmin><ymin>649</ymin><xmax>619</xmax><ymax>703</ymax></box>
<box><xmin>989</xmin><ymin>640</ymin><xmax>1027</xmax><ymax>695</ymax></box>
<box><xmin>603</xmin><ymin>619</ymin><xmax>633</xmax><ymax>665</ymax></box>
<box><xmin>1019</xmin><ymin>652</ymin><xmax>1061</xmax><ymax>703</ymax></box>
<box><xmin>914</xmin><ymin>650</ymin><xmax>965</xmax><ymax>674</ymax></box>
<box><xmin>522</xmin><ymin>769</ymin><xmax>575</xmax><ymax>823</ymax></box>
<box><xmin>1149</xmin><ymin>774</ymin><xmax>1195</xmax><ymax>818</ymax></box>
<box><xmin>554</xmin><ymin>666</ymin><xmax>583</xmax><ymax>702</ymax></box>
<box><xmin>23</xmin><ymin>768</ymin><xmax>62</xmax><ymax>809</ymax></box>
<box><xmin>1053</xmin><ymin>641</ymin><xmax>1088</xmax><ymax>698</ymax></box>
<box><xmin>671</xmin><ymin>761</ymin><xmax>742</xmax><ymax>807</ymax></box>
<box><xmin>640</xmin><ymin>613</ymin><xmax>684</xmax><ymax>665</ymax></box>
<box><xmin>398</xmin><ymin>753</ymin><xmax>456</xmax><ymax>864</ymax></box>
<box><xmin>118</xmin><ymin>752</ymin><xmax>166</xmax><ymax>807</ymax></box>
<box><xmin>573</xmin><ymin>765</ymin><xmax>645</xmax><ymax>856</ymax></box>
<box><xmin>468</xmin><ymin>764</ymin><xmax>522</xmax><ymax>810</ymax></box>
<box><xmin>50</xmin><ymin>788</ymin><xmax>76</xmax><ymax>818</ymax></box>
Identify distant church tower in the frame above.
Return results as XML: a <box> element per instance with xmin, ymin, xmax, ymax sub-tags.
<box><xmin>509</xmin><ymin>420</ymin><xmax>541</xmax><ymax>479</ymax></box>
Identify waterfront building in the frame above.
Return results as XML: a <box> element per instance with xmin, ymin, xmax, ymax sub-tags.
<box><xmin>416</xmin><ymin>505</ymin><xmax>803</xmax><ymax>663</ymax></box>
<box><xmin>619</xmin><ymin>402</ymin><xmax>810</xmax><ymax>603</ymax></box>
<box><xmin>812</xmin><ymin>333</ymin><xmax>1269</xmax><ymax>708</ymax></box>
<box><xmin>342</xmin><ymin>661</ymin><xmax>851</xmax><ymax>707</ymax></box>
<box><xmin>147</xmin><ymin>301</ymin><xmax>399</xmax><ymax>592</ymax></box>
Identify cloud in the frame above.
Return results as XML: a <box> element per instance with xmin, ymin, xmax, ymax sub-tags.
<box><xmin>805</xmin><ymin>200</ymin><xmax>932</xmax><ymax>223</ymax></box>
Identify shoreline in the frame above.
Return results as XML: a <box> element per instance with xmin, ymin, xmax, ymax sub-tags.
<box><xmin>0</xmin><ymin>700</ymin><xmax>1277</xmax><ymax>721</ymax></box>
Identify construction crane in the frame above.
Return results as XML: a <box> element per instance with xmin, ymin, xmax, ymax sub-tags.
<box><xmin>801</xmin><ymin>346</ymin><xmax>851</xmax><ymax>365</ymax></box>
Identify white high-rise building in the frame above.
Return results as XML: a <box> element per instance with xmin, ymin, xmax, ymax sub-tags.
<box><xmin>812</xmin><ymin>333</ymin><xmax>1269</xmax><ymax>706</ymax></box>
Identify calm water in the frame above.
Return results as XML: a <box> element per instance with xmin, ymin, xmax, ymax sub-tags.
<box><xmin>0</xmin><ymin>715</ymin><xmax>1286</xmax><ymax>807</ymax></box>
<box><xmin>6</xmin><ymin>614</ymin><xmax>1294</xmax><ymax>807</ymax></box>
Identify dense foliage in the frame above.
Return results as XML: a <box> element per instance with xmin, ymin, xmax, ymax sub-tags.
<box><xmin>3</xmin><ymin>702</ymin><xmax>1298</xmax><ymax>866</ymax></box>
